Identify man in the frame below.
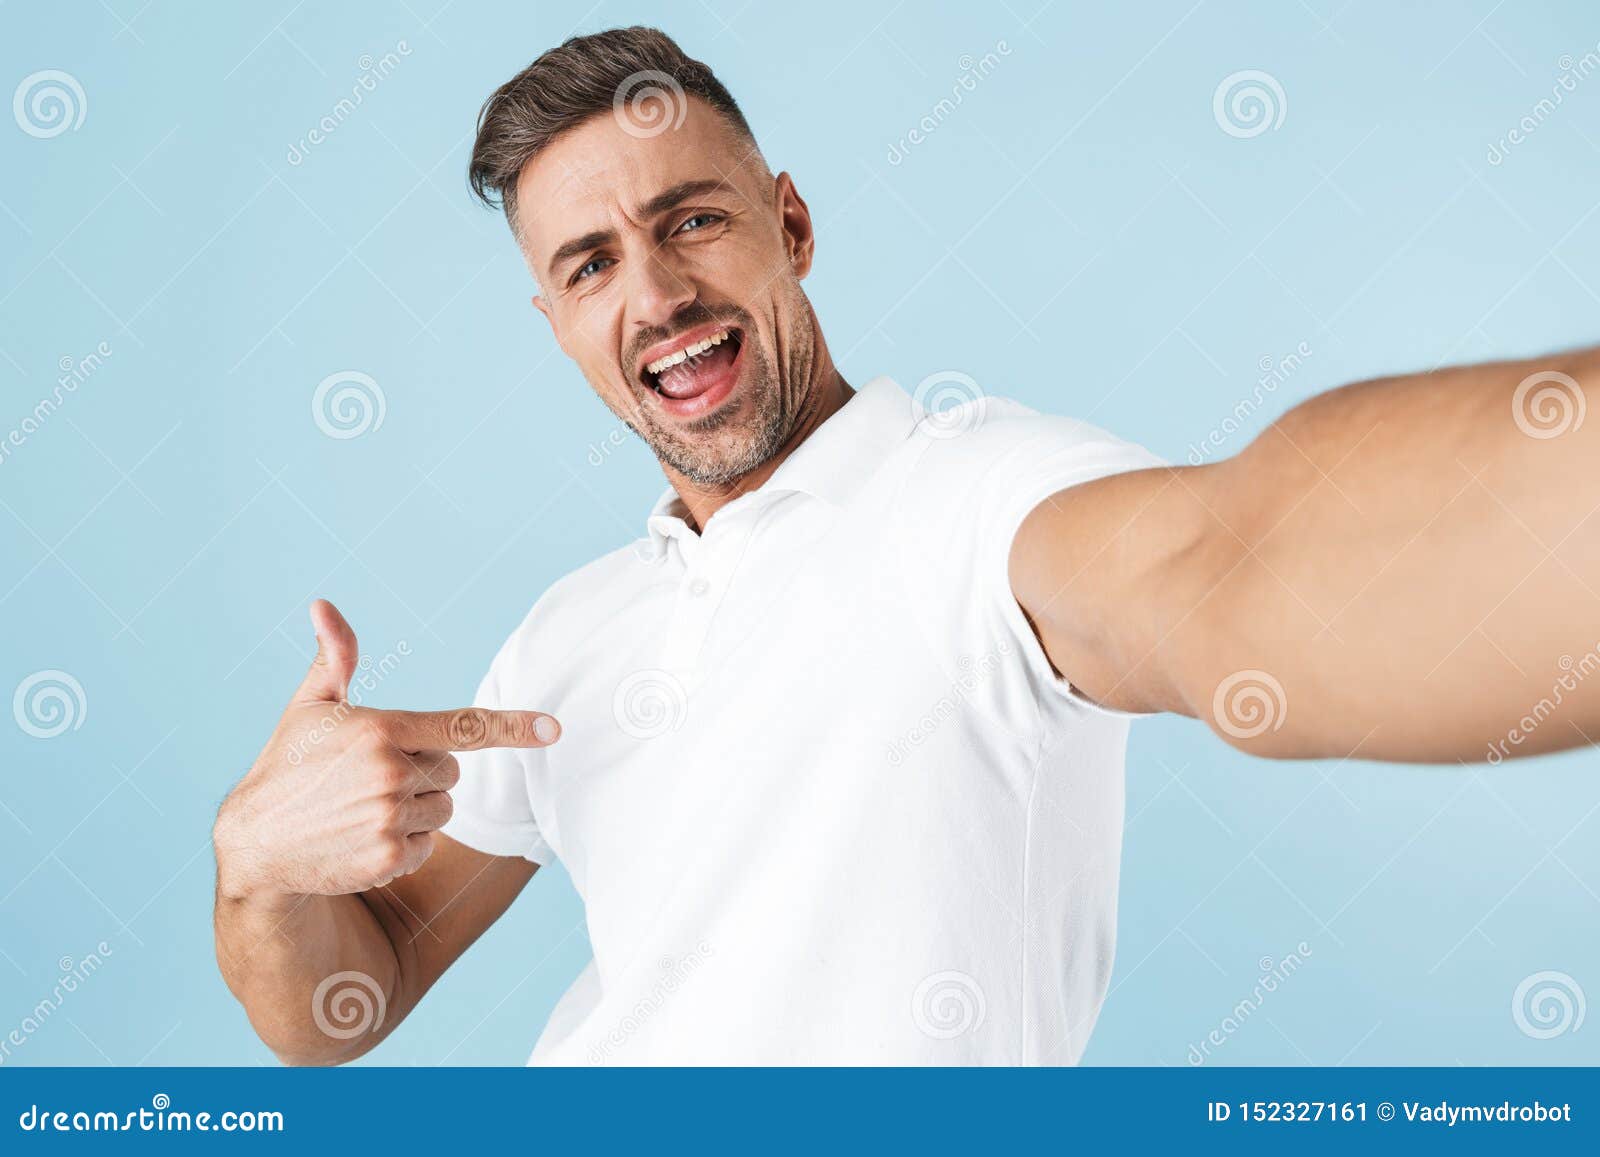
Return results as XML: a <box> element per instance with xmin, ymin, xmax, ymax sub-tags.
<box><xmin>213</xmin><ymin>27</ymin><xmax>1598</xmax><ymax>1065</ymax></box>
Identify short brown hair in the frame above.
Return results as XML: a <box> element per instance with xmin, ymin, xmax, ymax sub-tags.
<box><xmin>469</xmin><ymin>26</ymin><xmax>757</xmax><ymax>239</ymax></box>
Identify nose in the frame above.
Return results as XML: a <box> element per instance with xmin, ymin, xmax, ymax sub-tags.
<box><xmin>626</xmin><ymin>246</ymin><xmax>696</xmax><ymax>333</ymax></box>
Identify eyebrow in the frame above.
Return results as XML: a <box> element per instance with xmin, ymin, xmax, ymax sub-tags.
<box><xmin>545</xmin><ymin>179</ymin><xmax>732</xmax><ymax>282</ymax></box>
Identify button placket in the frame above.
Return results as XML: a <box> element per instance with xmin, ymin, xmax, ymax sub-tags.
<box><xmin>659</xmin><ymin>510</ymin><xmax>761</xmax><ymax>673</ymax></box>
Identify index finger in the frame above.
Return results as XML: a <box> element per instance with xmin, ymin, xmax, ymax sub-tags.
<box><xmin>377</xmin><ymin>707</ymin><xmax>561</xmax><ymax>752</ymax></box>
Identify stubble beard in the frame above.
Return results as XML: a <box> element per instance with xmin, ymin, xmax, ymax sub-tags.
<box><xmin>628</xmin><ymin>288</ymin><xmax>817</xmax><ymax>488</ymax></box>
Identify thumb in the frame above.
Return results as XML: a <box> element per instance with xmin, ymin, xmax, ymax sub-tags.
<box><xmin>297</xmin><ymin>598</ymin><xmax>358</xmax><ymax>702</ymax></box>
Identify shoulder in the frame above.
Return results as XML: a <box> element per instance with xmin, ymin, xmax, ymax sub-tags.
<box><xmin>895</xmin><ymin>392</ymin><xmax>1164</xmax><ymax>511</ymax></box>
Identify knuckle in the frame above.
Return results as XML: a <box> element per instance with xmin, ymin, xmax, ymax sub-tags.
<box><xmin>447</xmin><ymin>707</ymin><xmax>491</xmax><ymax>749</ymax></box>
<box><xmin>382</xmin><ymin>830</ymin><xmax>411</xmax><ymax>863</ymax></box>
<box><xmin>414</xmin><ymin>755</ymin><xmax>454</xmax><ymax>792</ymax></box>
<box><xmin>367</xmin><ymin>835</ymin><xmax>406</xmax><ymax>876</ymax></box>
<box><xmin>503</xmin><ymin>713</ymin><xmax>537</xmax><ymax>746</ymax></box>
<box><xmin>281</xmin><ymin>703</ymin><xmax>359</xmax><ymax>765</ymax></box>
<box><xmin>364</xmin><ymin>794</ymin><xmax>399</xmax><ymax>827</ymax></box>
<box><xmin>354</xmin><ymin>712</ymin><xmax>390</xmax><ymax>748</ymax></box>
<box><xmin>359</xmin><ymin>803</ymin><xmax>396</xmax><ymax>843</ymax></box>
<box><xmin>433</xmin><ymin>755</ymin><xmax>461</xmax><ymax>790</ymax></box>
<box><xmin>371</xmin><ymin>755</ymin><xmax>412</xmax><ymax>793</ymax></box>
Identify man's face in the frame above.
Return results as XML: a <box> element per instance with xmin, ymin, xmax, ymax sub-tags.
<box><xmin>518</xmin><ymin>97</ymin><xmax>818</xmax><ymax>487</ymax></box>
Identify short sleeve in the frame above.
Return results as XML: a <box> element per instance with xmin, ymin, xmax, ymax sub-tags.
<box><xmin>895</xmin><ymin>400</ymin><xmax>1167</xmax><ymax>727</ymax></box>
<box><xmin>438</xmin><ymin>662</ymin><xmax>555</xmax><ymax>865</ymax></box>
<box><xmin>978</xmin><ymin>421</ymin><xmax>1166</xmax><ymax>715</ymax></box>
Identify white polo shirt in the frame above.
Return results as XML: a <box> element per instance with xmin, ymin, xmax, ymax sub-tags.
<box><xmin>441</xmin><ymin>374</ymin><xmax>1164</xmax><ymax>1065</ymax></box>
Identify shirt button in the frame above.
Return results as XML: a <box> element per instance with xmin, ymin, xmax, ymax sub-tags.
<box><xmin>688</xmin><ymin>577</ymin><xmax>710</xmax><ymax>597</ymax></box>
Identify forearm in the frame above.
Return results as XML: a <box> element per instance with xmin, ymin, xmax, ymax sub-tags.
<box><xmin>1194</xmin><ymin>346</ymin><xmax>1600</xmax><ymax>760</ymax></box>
<box><xmin>212</xmin><ymin>808</ymin><xmax>413</xmax><ymax>1066</ymax></box>
<box><xmin>210</xmin><ymin>599</ymin><xmax>554</xmax><ymax>1062</ymax></box>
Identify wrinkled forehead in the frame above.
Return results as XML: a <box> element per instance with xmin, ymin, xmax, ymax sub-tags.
<box><xmin>514</xmin><ymin>98</ymin><xmax>764</xmax><ymax>263</ymax></box>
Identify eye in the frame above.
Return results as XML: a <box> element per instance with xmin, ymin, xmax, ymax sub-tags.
<box><xmin>572</xmin><ymin>256</ymin><xmax>614</xmax><ymax>284</ymax></box>
<box><xmin>676</xmin><ymin>212</ymin><xmax>722</xmax><ymax>234</ymax></box>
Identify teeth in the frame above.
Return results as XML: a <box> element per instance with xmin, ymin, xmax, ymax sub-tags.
<box><xmin>645</xmin><ymin>329</ymin><xmax>731</xmax><ymax>376</ymax></box>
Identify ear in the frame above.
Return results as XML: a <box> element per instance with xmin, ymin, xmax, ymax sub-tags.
<box><xmin>532</xmin><ymin>293</ymin><xmax>566</xmax><ymax>351</ymax></box>
<box><xmin>773</xmin><ymin>172</ymin><xmax>816</xmax><ymax>280</ymax></box>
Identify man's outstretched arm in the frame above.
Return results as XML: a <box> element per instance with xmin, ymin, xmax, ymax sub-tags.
<box><xmin>1011</xmin><ymin>346</ymin><xmax>1600</xmax><ymax>762</ymax></box>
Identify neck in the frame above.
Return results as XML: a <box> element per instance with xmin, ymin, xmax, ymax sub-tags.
<box><xmin>664</xmin><ymin>358</ymin><xmax>853</xmax><ymax>535</ymax></box>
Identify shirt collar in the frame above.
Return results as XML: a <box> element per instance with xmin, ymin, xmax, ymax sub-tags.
<box><xmin>644</xmin><ymin>375</ymin><xmax>916</xmax><ymax>557</ymax></box>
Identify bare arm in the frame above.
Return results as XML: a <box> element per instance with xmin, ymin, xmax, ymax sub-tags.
<box><xmin>212</xmin><ymin>600</ymin><xmax>559</xmax><ymax>1064</ymax></box>
<box><xmin>1011</xmin><ymin>347</ymin><xmax>1600</xmax><ymax>762</ymax></box>
<box><xmin>213</xmin><ymin>834</ymin><xmax>533</xmax><ymax>1065</ymax></box>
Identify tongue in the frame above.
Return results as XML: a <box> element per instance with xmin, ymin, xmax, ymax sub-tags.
<box><xmin>656</xmin><ymin>340</ymin><xmax>737</xmax><ymax>399</ymax></box>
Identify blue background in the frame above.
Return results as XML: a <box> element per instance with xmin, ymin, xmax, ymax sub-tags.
<box><xmin>1</xmin><ymin>0</ymin><xmax>1597</xmax><ymax>1067</ymax></box>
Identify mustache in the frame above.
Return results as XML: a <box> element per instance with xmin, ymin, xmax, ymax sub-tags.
<box><xmin>627</xmin><ymin>303</ymin><xmax>750</xmax><ymax>375</ymax></box>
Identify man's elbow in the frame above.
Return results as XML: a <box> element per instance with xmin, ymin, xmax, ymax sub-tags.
<box><xmin>252</xmin><ymin>1014</ymin><xmax>387</xmax><ymax>1067</ymax></box>
<box><xmin>229</xmin><ymin>972</ymin><xmax>403</xmax><ymax>1068</ymax></box>
<box><xmin>1194</xmin><ymin>662</ymin><xmax>1352</xmax><ymax>762</ymax></box>
<box><xmin>271</xmin><ymin>1043</ymin><xmax>367</xmax><ymax>1067</ymax></box>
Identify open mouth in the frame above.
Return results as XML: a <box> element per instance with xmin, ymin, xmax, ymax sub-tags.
<box><xmin>638</xmin><ymin>325</ymin><xmax>744</xmax><ymax>416</ymax></box>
